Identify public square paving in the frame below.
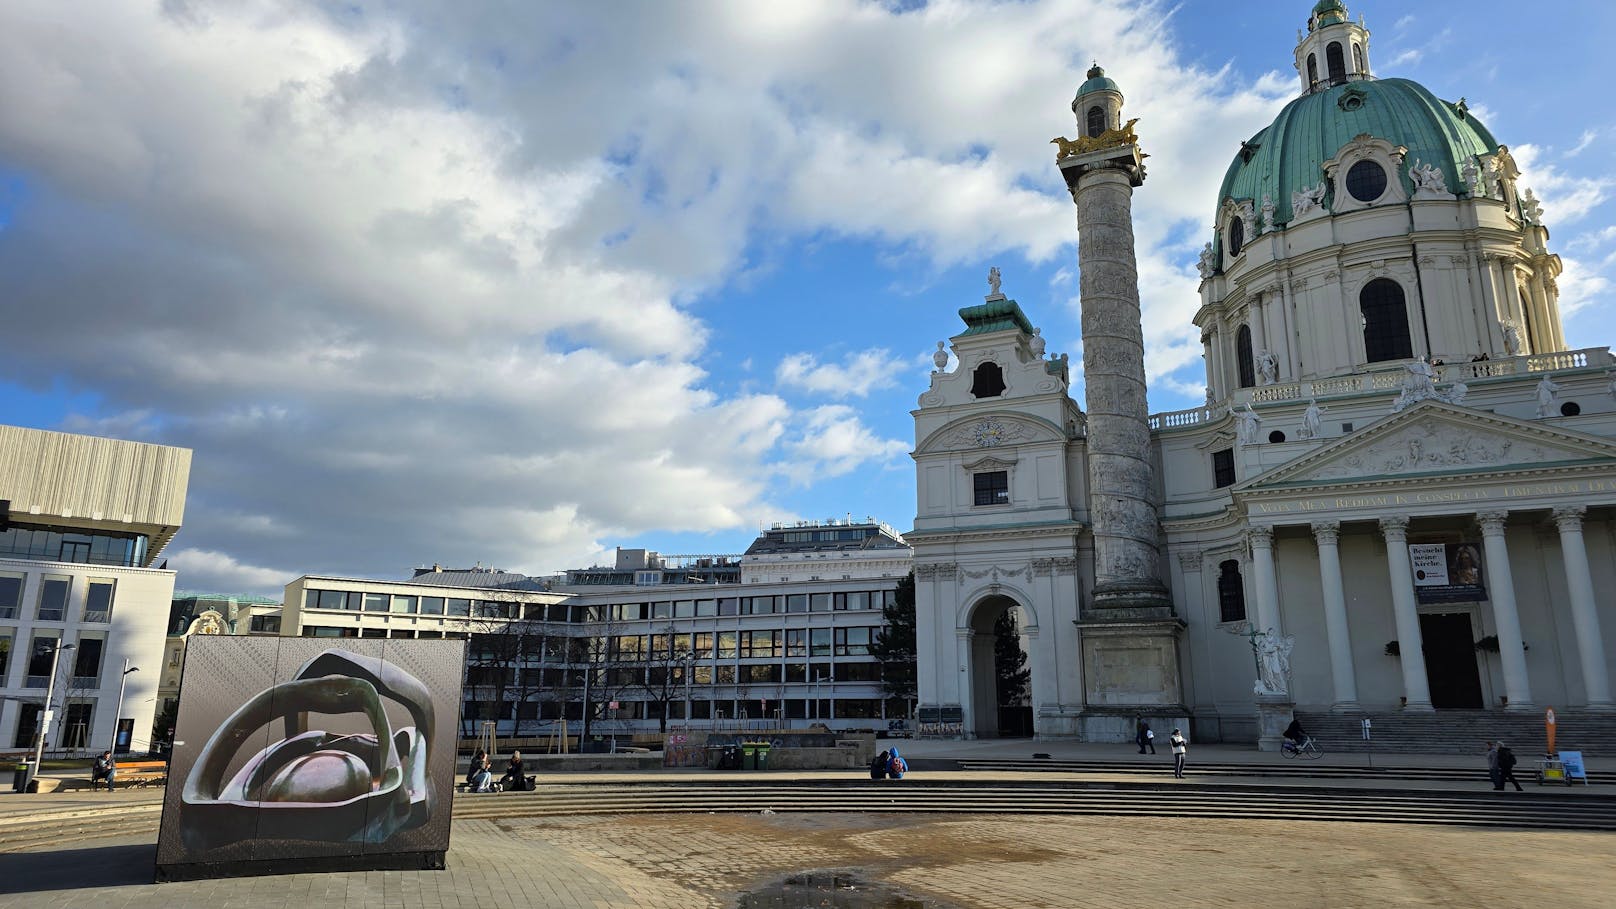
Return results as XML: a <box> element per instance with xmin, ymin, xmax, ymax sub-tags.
<box><xmin>1</xmin><ymin>811</ymin><xmax>1611</xmax><ymax>909</ymax></box>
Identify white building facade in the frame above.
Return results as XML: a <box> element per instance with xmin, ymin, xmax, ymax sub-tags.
<box><xmin>910</xmin><ymin>1</ymin><xmax>1616</xmax><ymax>745</ymax></box>
<box><xmin>0</xmin><ymin>425</ymin><xmax>190</xmax><ymax>756</ymax></box>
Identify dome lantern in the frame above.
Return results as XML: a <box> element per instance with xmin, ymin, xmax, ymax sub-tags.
<box><xmin>1294</xmin><ymin>1</ymin><xmax>1372</xmax><ymax>95</ymax></box>
<box><xmin>1071</xmin><ymin>63</ymin><xmax>1124</xmax><ymax>138</ymax></box>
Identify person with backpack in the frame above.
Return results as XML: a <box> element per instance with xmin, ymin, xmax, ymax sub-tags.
<box><xmin>869</xmin><ymin>749</ymin><xmax>890</xmax><ymax>780</ymax></box>
<box><xmin>887</xmin><ymin>746</ymin><xmax>907</xmax><ymax>780</ymax></box>
<box><xmin>1168</xmin><ymin>728</ymin><xmax>1188</xmax><ymax>779</ymax></box>
<box><xmin>1494</xmin><ymin>741</ymin><xmax>1523</xmax><ymax>791</ymax></box>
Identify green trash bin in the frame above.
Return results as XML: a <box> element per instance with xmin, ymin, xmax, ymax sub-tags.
<box><xmin>755</xmin><ymin>743</ymin><xmax>771</xmax><ymax>771</ymax></box>
<box><xmin>741</xmin><ymin>743</ymin><xmax>759</xmax><ymax>770</ymax></box>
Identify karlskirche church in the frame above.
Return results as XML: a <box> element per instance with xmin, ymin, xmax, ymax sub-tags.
<box><xmin>908</xmin><ymin>1</ymin><xmax>1616</xmax><ymax>748</ymax></box>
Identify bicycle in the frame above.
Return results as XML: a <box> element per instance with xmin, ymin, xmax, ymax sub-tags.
<box><xmin>1280</xmin><ymin>736</ymin><xmax>1325</xmax><ymax>759</ymax></box>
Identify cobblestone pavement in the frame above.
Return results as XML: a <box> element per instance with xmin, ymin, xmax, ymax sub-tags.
<box><xmin>2</xmin><ymin>813</ymin><xmax>1610</xmax><ymax>909</ymax></box>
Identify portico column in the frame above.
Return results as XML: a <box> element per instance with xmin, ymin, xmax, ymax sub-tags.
<box><xmin>1476</xmin><ymin>511</ymin><xmax>1533</xmax><ymax>709</ymax></box>
<box><xmin>1248</xmin><ymin>526</ymin><xmax>1281</xmax><ymax>633</ymax></box>
<box><xmin>1552</xmin><ymin>506</ymin><xmax>1614</xmax><ymax>708</ymax></box>
<box><xmin>1311</xmin><ymin>521</ymin><xmax>1358</xmax><ymax>709</ymax></box>
<box><xmin>1379</xmin><ymin>516</ymin><xmax>1433</xmax><ymax>710</ymax></box>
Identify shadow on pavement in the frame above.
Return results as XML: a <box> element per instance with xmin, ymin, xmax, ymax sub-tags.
<box><xmin>0</xmin><ymin>843</ymin><xmax>155</xmax><ymax>893</ymax></box>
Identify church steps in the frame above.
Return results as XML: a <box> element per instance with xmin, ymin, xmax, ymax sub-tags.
<box><xmin>1293</xmin><ymin>710</ymin><xmax>1616</xmax><ymax>755</ymax></box>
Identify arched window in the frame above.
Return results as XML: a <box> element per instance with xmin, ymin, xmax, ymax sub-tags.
<box><xmin>1217</xmin><ymin>560</ymin><xmax>1247</xmax><ymax>623</ymax></box>
<box><xmin>1227</xmin><ymin>216</ymin><xmax>1245</xmax><ymax>257</ymax></box>
<box><xmin>1236</xmin><ymin>324</ymin><xmax>1256</xmax><ymax>389</ymax></box>
<box><xmin>1326</xmin><ymin>42</ymin><xmax>1346</xmax><ymax>84</ymax></box>
<box><xmin>1519</xmin><ymin>288</ymin><xmax>1537</xmax><ymax>352</ymax></box>
<box><xmin>1086</xmin><ymin>105</ymin><xmax>1105</xmax><ymax>138</ymax></box>
<box><xmin>970</xmin><ymin>361</ymin><xmax>1006</xmax><ymax>398</ymax></box>
<box><xmin>1360</xmin><ymin>279</ymin><xmax>1414</xmax><ymax>363</ymax></box>
<box><xmin>1306</xmin><ymin>53</ymin><xmax>1318</xmax><ymax>87</ymax></box>
<box><xmin>1352</xmin><ymin>43</ymin><xmax>1364</xmax><ymax>75</ymax></box>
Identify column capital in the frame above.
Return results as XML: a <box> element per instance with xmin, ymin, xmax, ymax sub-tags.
<box><xmin>1477</xmin><ymin>511</ymin><xmax>1511</xmax><ymax>536</ymax></box>
<box><xmin>1378</xmin><ymin>515</ymin><xmax>1410</xmax><ymax>542</ymax></box>
<box><xmin>1247</xmin><ymin>525</ymin><xmax>1275</xmax><ymax>549</ymax></box>
<box><xmin>1553</xmin><ymin>505</ymin><xmax>1587</xmax><ymax>532</ymax></box>
<box><xmin>1176</xmin><ymin>551</ymin><xmax>1204</xmax><ymax>572</ymax></box>
<box><xmin>1310</xmin><ymin>521</ymin><xmax>1341</xmax><ymax>545</ymax></box>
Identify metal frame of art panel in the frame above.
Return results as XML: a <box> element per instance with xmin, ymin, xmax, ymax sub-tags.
<box><xmin>155</xmin><ymin>636</ymin><xmax>466</xmax><ymax>881</ymax></box>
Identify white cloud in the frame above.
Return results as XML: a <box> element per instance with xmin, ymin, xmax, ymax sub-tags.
<box><xmin>1565</xmin><ymin>129</ymin><xmax>1600</xmax><ymax>158</ymax></box>
<box><xmin>166</xmin><ymin>548</ymin><xmax>295</xmax><ymax>594</ymax></box>
<box><xmin>783</xmin><ymin>405</ymin><xmax>910</xmax><ymax>484</ymax></box>
<box><xmin>776</xmin><ymin>348</ymin><xmax>907</xmax><ymax>398</ymax></box>
<box><xmin>1513</xmin><ymin>143</ymin><xmax>1614</xmax><ymax>225</ymax></box>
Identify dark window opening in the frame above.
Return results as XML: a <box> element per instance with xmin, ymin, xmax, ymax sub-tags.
<box><xmin>1561</xmin><ymin>401</ymin><xmax>1581</xmax><ymax>417</ymax></box>
<box><xmin>1346</xmin><ymin>159</ymin><xmax>1387</xmax><ymax>202</ymax></box>
<box><xmin>1086</xmin><ymin>105</ymin><xmax>1105</xmax><ymax>138</ymax></box>
<box><xmin>1212</xmin><ymin>449</ymin><xmax>1236</xmax><ymax>488</ymax></box>
<box><xmin>1306</xmin><ymin>53</ymin><xmax>1318</xmax><ymax>87</ymax></box>
<box><xmin>1360</xmin><ymin>278</ymin><xmax>1413</xmax><ymax>362</ymax></box>
<box><xmin>1227</xmin><ymin>216</ymin><xmax>1245</xmax><ymax>257</ymax></box>
<box><xmin>1217</xmin><ymin>560</ymin><xmax>1247</xmax><ymax>623</ymax></box>
<box><xmin>1268</xmin><ymin>430</ymin><xmax>1287</xmax><ymax>444</ymax></box>
<box><xmin>1341</xmin><ymin>422</ymin><xmax>1354</xmax><ymax>433</ymax></box>
<box><xmin>1236</xmin><ymin>324</ymin><xmax>1256</xmax><ymax>389</ymax></box>
<box><xmin>970</xmin><ymin>361</ymin><xmax>1006</xmax><ymax>398</ymax></box>
<box><xmin>973</xmin><ymin>471</ymin><xmax>1010</xmax><ymax>506</ymax></box>
<box><xmin>1326</xmin><ymin>41</ymin><xmax>1346</xmax><ymax>84</ymax></box>
<box><xmin>1352</xmin><ymin>43</ymin><xmax>1364</xmax><ymax>74</ymax></box>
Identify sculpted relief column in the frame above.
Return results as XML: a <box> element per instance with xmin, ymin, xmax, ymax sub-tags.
<box><xmin>1057</xmin><ymin>83</ymin><xmax>1168</xmax><ymax>613</ymax></box>
<box><xmin>1379</xmin><ymin>516</ymin><xmax>1434</xmax><ymax>710</ymax></box>
<box><xmin>1552</xmin><ymin>506</ymin><xmax>1614</xmax><ymax>709</ymax></box>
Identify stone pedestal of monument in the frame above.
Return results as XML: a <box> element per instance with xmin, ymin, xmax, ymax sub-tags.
<box><xmin>1255</xmin><ymin>693</ymin><xmax>1296</xmax><ymax>753</ymax></box>
<box><xmin>1074</xmin><ymin>616</ymin><xmax>1189</xmax><ymax>741</ymax></box>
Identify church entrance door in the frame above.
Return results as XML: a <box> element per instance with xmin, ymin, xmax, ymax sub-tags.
<box><xmin>966</xmin><ymin>595</ymin><xmax>1033</xmax><ymax>738</ymax></box>
<box><xmin>1419</xmin><ymin>612</ymin><xmax>1484</xmax><ymax>708</ymax></box>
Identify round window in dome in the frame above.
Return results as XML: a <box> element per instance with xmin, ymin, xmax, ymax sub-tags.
<box><xmin>1346</xmin><ymin>160</ymin><xmax>1388</xmax><ymax>202</ymax></box>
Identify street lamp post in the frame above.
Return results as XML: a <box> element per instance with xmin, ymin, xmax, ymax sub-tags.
<box><xmin>110</xmin><ymin>660</ymin><xmax>139</xmax><ymax>755</ymax></box>
<box><xmin>32</xmin><ymin>642</ymin><xmax>75</xmax><ymax>774</ymax></box>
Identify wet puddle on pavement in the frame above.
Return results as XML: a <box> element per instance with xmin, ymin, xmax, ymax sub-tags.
<box><xmin>736</xmin><ymin>870</ymin><xmax>929</xmax><ymax>908</ymax></box>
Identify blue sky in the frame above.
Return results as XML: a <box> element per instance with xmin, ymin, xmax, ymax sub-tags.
<box><xmin>1</xmin><ymin>1</ymin><xmax>1611</xmax><ymax>595</ymax></box>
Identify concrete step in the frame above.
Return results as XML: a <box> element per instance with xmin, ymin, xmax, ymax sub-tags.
<box><xmin>1293</xmin><ymin>709</ymin><xmax>1616</xmax><ymax>755</ymax></box>
<box><xmin>946</xmin><ymin>758</ymin><xmax>1547</xmax><ymax>783</ymax></box>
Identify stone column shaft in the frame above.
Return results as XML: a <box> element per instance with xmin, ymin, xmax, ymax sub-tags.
<box><xmin>1380</xmin><ymin>517</ymin><xmax>1433</xmax><ymax>710</ymax></box>
<box><xmin>1312</xmin><ymin>522</ymin><xmax>1359</xmax><ymax>708</ymax></box>
<box><xmin>1069</xmin><ymin>161</ymin><xmax>1167</xmax><ymax>609</ymax></box>
<box><xmin>1248</xmin><ymin>527</ymin><xmax>1281</xmax><ymax>633</ymax></box>
<box><xmin>1553</xmin><ymin>506</ymin><xmax>1613</xmax><ymax>708</ymax></box>
<box><xmin>1477</xmin><ymin>512</ymin><xmax>1532</xmax><ymax>709</ymax></box>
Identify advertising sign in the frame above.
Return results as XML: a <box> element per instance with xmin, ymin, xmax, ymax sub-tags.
<box><xmin>1410</xmin><ymin>542</ymin><xmax>1487</xmax><ymax>603</ymax></box>
<box><xmin>155</xmin><ymin>636</ymin><xmax>466</xmax><ymax>881</ymax></box>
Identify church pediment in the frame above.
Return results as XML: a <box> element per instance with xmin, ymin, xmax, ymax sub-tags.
<box><xmin>1238</xmin><ymin>400</ymin><xmax>1616</xmax><ymax>490</ymax></box>
<box><xmin>916</xmin><ymin>414</ymin><xmax>1066</xmax><ymax>454</ymax></box>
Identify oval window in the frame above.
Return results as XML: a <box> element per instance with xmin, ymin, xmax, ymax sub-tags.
<box><xmin>1228</xmin><ymin>216</ymin><xmax>1245</xmax><ymax>257</ymax></box>
<box><xmin>1346</xmin><ymin>160</ymin><xmax>1387</xmax><ymax>202</ymax></box>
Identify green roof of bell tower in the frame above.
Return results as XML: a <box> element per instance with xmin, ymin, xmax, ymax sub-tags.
<box><xmin>958</xmin><ymin>297</ymin><xmax>1035</xmax><ymax>336</ymax></box>
<box><xmin>1215</xmin><ymin>78</ymin><xmax>1499</xmax><ymax>229</ymax></box>
<box><xmin>1075</xmin><ymin>63</ymin><xmax>1120</xmax><ymax>99</ymax></box>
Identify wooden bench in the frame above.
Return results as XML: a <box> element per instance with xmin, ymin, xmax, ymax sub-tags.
<box><xmin>87</xmin><ymin>760</ymin><xmax>168</xmax><ymax>791</ymax></box>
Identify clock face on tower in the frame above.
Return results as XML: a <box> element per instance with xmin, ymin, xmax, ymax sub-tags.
<box><xmin>972</xmin><ymin>419</ymin><xmax>1007</xmax><ymax>447</ymax></box>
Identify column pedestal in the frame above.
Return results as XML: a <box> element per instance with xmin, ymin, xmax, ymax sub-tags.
<box><xmin>1254</xmin><ymin>695</ymin><xmax>1295</xmax><ymax>753</ymax></box>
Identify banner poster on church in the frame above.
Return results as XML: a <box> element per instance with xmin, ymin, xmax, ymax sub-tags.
<box><xmin>1409</xmin><ymin>542</ymin><xmax>1487</xmax><ymax>603</ymax></box>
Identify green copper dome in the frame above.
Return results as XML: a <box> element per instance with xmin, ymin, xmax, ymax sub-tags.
<box><xmin>1311</xmin><ymin>0</ymin><xmax>1348</xmax><ymax>26</ymax></box>
<box><xmin>1075</xmin><ymin>64</ymin><xmax>1120</xmax><ymax>100</ymax></box>
<box><xmin>1215</xmin><ymin>78</ymin><xmax>1498</xmax><ymax>231</ymax></box>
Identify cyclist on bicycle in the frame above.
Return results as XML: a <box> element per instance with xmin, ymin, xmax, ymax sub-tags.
<box><xmin>1282</xmin><ymin>718</ymin><xmax>1308</xmax><ymax>754</ymax></box>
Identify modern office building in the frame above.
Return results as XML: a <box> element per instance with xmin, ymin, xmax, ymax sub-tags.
<box><xmin>281</xmin><ymin>519</ymin><xmax>911</xmax><ymax>737</ymax></box>
<box><xmin>0</xmin><ymin>424</ymin><xmax>190</xmax><ymax>755</ymax></box>
<box><xmin>910</xmin><ymin>0</ymin><xmax>1616</xmax><ymax>745</ymax></box>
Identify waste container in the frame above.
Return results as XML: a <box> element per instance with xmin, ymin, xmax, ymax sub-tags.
<box><xmin>742</xmin><ymin>743</ymin><xmax>762</xmax><ymax>770</ymax></box>
<box><xmin>754</xmin><ymin>742</ymin><xmax>771</xmax><ymax>771</ymax></box>
<box><xmin>706</xmin><ymin>745</ymin><xmax>727</xmax><ymax>770</ymax></box>
<box><xmin>12</xmin><ymin>762</ymin><xmax>33</xmax><ymax>793</ymax></box>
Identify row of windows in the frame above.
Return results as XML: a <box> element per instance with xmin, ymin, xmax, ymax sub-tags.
<box><xmin>303</xmin><ymin>588</ymin><xmax>897</xmax><ymax>620</ymax></box>
<box><xmin>0</xmin><ymin>629</ymin><xmax>109</xmax><ymax>689</ymax></box>
<box><xmin>465</xmin><ymin>659</ymin><xmax>883</xmax><ymax>689</ymax></box>
<box><xmin>0</xmin><ymin>524</ymin><xmax>149</xmax><ymax>568</ymax></box>
<box><xmin>0</xmin><ymin>573</ymin><xmax>117</xmax><ymax>623</ymax></box>
<box><xmin>458</xmin><ymin>627</ymin><xmax>879</xmax><ymax>663</ymax></box>
<box><xmin>464</xmin><ymin>697</ymin><xmax>900</xmax><ymax>722</ymax></box>
<box><xmin>1304</xmin><ymin>40</ymin><xmax>1362</xmax><ymax>89</ymax></box>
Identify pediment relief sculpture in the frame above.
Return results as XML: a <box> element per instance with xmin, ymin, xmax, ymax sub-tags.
<box><xmin>1291</xmin><ymin>421</ymin><xmax>1600</xmax><ymax>484</ymax></box>
<box><xmin>920</xmin><ymin>415</ymin><xmax>1063</xmax><ymax>453</ymax></box>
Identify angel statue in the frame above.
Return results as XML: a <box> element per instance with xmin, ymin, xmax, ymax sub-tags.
<box><xmin>1253</xmin><ymin>629</ymin><xmax>1295</xmax><ymax>697</ymax></box>
<box><xmin>987</xmin><ymin>266</ymin><xmax>1002</xmax><ymax>297</ymax></box>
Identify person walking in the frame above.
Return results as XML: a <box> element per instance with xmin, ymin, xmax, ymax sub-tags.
<box><xmin>1486</xmin><ymin>741</ymin><xmax>1502</xmax><ymax>790</ymax></box>
<box><xmin>1143</xmin><ymin>724</ymin><xmax>1157</xmax><ymax>755</ymax></box>
<box><xmin>1169</xmin><ymin>728</ymin><xmax>1188</xmax><ymax>779</ymax></box>
<box><xmin>1495</xmin><ymin>742</ymin><xmax>1524</xmax><ymax>792</ymax></box>
<box><xmin>1134</xmin><ymin>716</ymin><xmax>1148</xmax><ymax>754</ymax></box>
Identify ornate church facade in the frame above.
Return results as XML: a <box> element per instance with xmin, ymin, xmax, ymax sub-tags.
<box><xmin>909</xmin><ymin>1</ymin><xmax>1616</xmax><ymax>746</ymax></box>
